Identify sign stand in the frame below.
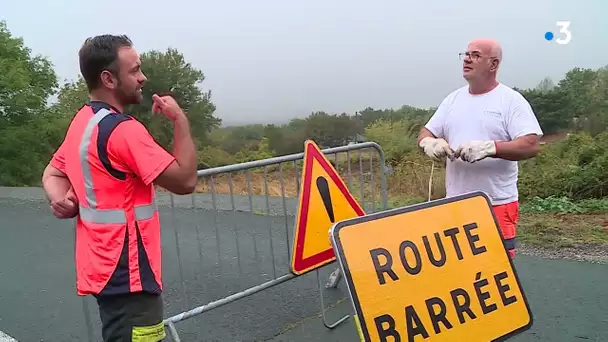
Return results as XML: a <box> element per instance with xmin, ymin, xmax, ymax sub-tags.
<box><xmin>290</xmin><ymin>139</ymin><xmax>367</xmax><ymax>331</ymax></box>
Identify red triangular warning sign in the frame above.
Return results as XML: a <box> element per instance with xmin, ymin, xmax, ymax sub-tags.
<box><xmin>290</xmin><ymin>140</ymin><xmax>366</xmax><ymax>275</ymax></box>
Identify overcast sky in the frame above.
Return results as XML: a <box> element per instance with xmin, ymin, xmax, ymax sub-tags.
<box><xmin>2</xmin><ymin>0</ymin><xmax>607</xmax><ymax>126</ymax></box>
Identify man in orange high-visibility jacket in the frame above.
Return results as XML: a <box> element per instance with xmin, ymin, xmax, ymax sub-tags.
<box><xmin>41</xmin><ymin>34</ymin><xmax>198</xmax><ymax>342</ymax></box>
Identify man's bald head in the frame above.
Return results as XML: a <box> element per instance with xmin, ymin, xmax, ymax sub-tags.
<box><xmin>468</xmin><ymin>38</ymin><xmax>502</xmax><ymax>62</ymax></box>
<box><xmin>462</xmin><ymin>38</ymin><xmax>502</xmax><ymax>86</ymax></box>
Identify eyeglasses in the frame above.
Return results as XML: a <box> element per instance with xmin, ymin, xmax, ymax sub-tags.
<box><xmin>459</xmin><ymin>52</ymin><xmax>496</xmax><ymax>62</ymax></box>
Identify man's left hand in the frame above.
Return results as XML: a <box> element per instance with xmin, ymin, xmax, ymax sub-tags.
<box><xmin>454</xmin><ymin>141</ymin><xmax>496</xmax><ymax>163</ymax></box>
<box><xmin>50</xmin><ymin>187</ymin><xmax>79</xmax><ymax>219</ymax></box>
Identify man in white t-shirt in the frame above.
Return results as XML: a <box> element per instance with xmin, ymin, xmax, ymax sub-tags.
<box><xmin>417</xmin><ymin>38</ymin><xmax>543</xmax><ymax>259</ymax></box>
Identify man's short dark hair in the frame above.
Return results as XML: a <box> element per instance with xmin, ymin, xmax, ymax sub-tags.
<box><xmin>78</xmin><ymin>34</ymin><xmax>133</xmax><ymax>91</ymax></box>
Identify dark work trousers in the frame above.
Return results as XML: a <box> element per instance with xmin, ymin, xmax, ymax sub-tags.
<box><xmin>95</xmin><ymin>291</ymin><xmax>165</xmax><ymax>342</ymax></box>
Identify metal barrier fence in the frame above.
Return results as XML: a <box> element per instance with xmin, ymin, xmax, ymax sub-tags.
<box><xmin>80</xmin><ymin>142</ymin><xmax>388</xmax><ymax>341</ymax></box>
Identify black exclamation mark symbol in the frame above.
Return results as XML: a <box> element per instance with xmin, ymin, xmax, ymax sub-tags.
<box><xmin>316</xmin><ymin>176</ymin><xmax>335</xmax><ymax>223</ymax></box>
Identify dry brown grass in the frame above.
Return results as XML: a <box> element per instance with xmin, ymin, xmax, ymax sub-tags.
<box><xmin>191</xmin><ymin>152</ymin><xmax>447</xmax><ymax>205</ymax></box>
<box><xmin>195</xmin><ymin>171</ymin><xmax>300</xmax><ymax>197</ymax></box>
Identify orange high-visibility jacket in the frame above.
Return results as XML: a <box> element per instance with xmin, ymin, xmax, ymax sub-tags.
<box><xmin>50</xmin><ymin>101</ymin><xmax>176</xmax><ymax>296</ymax></box>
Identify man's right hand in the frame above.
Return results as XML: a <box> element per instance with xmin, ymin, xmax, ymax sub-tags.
<box><xmin>152</xmin><ymin>94</ymin><xmax>186</xmax><ymax>122</ymax></box>
<box><xmin>418</xmin><ymin>137</ymin><xmax>455</xmax><ymax>162</ymax></box>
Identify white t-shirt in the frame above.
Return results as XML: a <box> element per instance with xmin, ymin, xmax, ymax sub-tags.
<box><xmin>425</xmin><ymin>83</ymin><xmax>543</xmax><ymax>205</ymax></box>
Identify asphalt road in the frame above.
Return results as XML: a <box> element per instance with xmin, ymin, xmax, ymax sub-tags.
<box><xmin>0</xmin><ymin>187</ymin><xmax>607</xmax><ymax>341</ymax></box>
<box><xmin>0</xmin><ymin>187</ymin><xmax>350</xmax><ymax>342</ymax></box>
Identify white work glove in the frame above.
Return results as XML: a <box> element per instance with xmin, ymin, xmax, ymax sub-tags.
<box><xmin>454</xmin><ymin>141</ymin><xmax>496</xmax><ymax>163</ymax></box>
<box><xmin>418</xmin><ymin>137</ymin><xmax>455</xmax><ymax>162</ymax></box>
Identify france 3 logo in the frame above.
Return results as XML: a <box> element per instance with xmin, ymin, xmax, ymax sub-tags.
<box><xmin>544</xmin><ymin>21</ymin><xmax>571</xmax><ymax>45</ymax></box>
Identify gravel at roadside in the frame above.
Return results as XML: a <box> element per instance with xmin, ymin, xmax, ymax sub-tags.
<box><xmin>518</xmin><ymin>242</ymin><xmax>608</xmax><ymax>264</ymax></box>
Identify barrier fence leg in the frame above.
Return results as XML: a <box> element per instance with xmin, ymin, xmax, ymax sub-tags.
<box><xmin>165</xmin><ymin>321</ymin><xmax>181</xmax><ymax>342</ymax></box>
<box><xmin>317</xmin><ymin>269</ymin><xmax>349</xmax><ymax>329</ymax></box>
<box><xmin>325</xmin><ymin>267</ymin><xmax>342</xmax><ymax>289</ymax></box>
<box><xmin>82</xmin><ymin>297</ymin><xmax>95</xmax><ymax>342</ymax></box>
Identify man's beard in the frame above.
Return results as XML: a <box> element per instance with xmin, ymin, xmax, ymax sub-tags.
<box><xmin>116</xmin><ymin>85</ymin><xmax>142</xmax><ymax>107</ymax></box>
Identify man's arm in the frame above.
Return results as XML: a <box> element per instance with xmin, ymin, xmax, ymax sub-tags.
<box><xmin>456</xmin><ymin>91</ymin><xmax>544</xmax><ymax>163</ymax></box>
<box><xmin>109</xmin><ymin>95</ymin><xmax>197</xmax><ymax>195</ymax></box>
<box><xmin>42</xmin><ymin>164</ymin><xmax>71</xmax><ymax>202</ymax></box>
<box><xmin>154</xmin><ymin>113</ymin><xmax>198</xmax><ymax>194</ymax></box>
<box><xmin>416</xmin><ymin>98</ymin><xmax>456</xmax><ymax>161</ymax></box>
<box><xmin>417</xmin><ymin>127</ymin><xmax>437</xmax><ymax>144</ymax></box>
<box><xmin>493</xmin><ymin>134</ymin><xmax>541</xmax><ymax>161</ymax></box>
<box><xmin>151</xmin><ymin>94</ymin><xmax>197</xmax><ymax>194</ymax></box>
<box><xmin>41</xmin><ymin>164</ymin><xmax>78</xmax><ymax>219</ymax></box>
<box><xmin>494</xmin><ymin>92</ymin><xmax>544</xmax><ymax>161</ymax></box>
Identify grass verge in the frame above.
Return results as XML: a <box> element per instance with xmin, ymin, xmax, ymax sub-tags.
<box><xmin>518</xmin><ymin>212</ymin><xmax>608</xmax><ymax>249</ymax></box>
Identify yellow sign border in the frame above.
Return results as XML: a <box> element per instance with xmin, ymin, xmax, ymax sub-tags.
<box><xmin>330</xmin><ymin>191</ymin><xmax>533</xmax><ymax>342</ymax></box>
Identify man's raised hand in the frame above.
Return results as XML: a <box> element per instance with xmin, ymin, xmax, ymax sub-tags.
<box><xmin>152</xmin><ymin>94</ymin><xmax>186</xmax><ymax>122</ymax></box>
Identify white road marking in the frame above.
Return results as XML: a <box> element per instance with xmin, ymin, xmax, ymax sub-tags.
<box><xmin>0</xmin><ymin>331</ymin><xmax>17</xmax><ymax>342</ymax></box>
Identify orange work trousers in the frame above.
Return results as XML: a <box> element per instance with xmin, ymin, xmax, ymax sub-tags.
<box><xmin>492</xmin><ymin>201</ymin><xmax>519</xmax><ymax>259</ymax></box>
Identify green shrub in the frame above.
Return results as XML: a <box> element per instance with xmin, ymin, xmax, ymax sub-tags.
<box><xmin>364</xmin><ymin>118</ymin><xmax>419</xmax><ymax>165</ymax></box>
<box><xmin>197</xmin><ymin>146</ymin><xmax>236</xmax><ymax>168</ymax></box>
<box><xmin>518</xmin><ymin>132</ymin><xmax>608</xmax><ymax>200</ymax></box>
<box><xmin>520</xmin><ymin>196</ymin><xmax>608</xmax><ymax>214</ymax></box>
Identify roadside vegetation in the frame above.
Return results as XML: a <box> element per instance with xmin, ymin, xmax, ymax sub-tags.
<box><xmin>1</xmin><ymin>20</ymin><xmax>606</xmax><ymax>251</ymax></box>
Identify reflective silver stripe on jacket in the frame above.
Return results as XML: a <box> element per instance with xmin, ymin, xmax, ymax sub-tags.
<box><xmin>78</xmin><ymin>203</ymin><xmax>157</xmax><ymax>224</ymax></box>
<box><xmin>78</xmin><ymin>108</ymin><xmax>157</xmax><ymax>224</ymax></box>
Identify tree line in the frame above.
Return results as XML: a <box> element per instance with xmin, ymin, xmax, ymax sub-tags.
<box><xmin>1</xmin><ymin>20</ymin><xmax>607</xmax><ymax>201</ymax></box>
